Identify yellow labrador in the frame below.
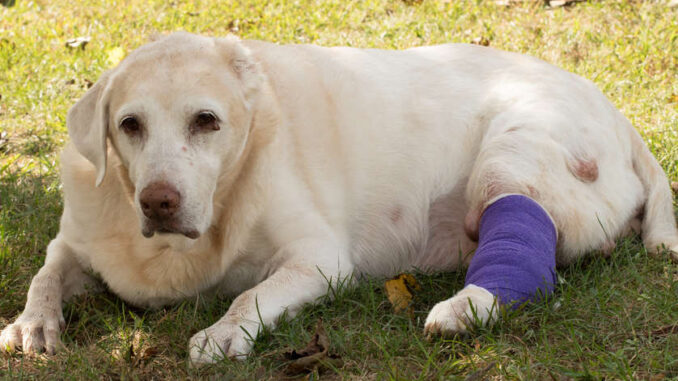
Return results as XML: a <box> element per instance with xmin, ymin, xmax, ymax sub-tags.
<box><xmin>2</xmin><ymin>32</ymin><xmax>676</xmax><ymax>365</ymax></box>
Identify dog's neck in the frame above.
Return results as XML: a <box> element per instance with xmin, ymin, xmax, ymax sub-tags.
<box><xmin>207</xmin><ymin>82</ymin><xmax>280</xmax><ymax>266</ymax></box>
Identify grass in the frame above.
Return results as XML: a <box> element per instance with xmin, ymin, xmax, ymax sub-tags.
<box><xmin>1</xmin><ymin>0</ymin><xmax>677</xmax><ymax>379</ymax></box>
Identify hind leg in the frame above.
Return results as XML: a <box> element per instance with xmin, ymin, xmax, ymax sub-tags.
<box><xmin>425</xmin><ymin>193</ymin><xmax>558</xmax><ymax>336</ymax></box>
<box><xmin>425</xmin><ymin>115</ymin><xmax>646</xmax><ymax>336</ymax></box>
<box><xmin>463</xmin><ymin>117</ymin><xmax>645</xmax><ymax>264</ymax></box>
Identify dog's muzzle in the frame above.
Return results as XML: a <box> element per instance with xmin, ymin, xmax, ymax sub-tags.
<box><xmin>139</xmin><ymin>181</ymin><xmax>200</xmax><ymax>239</ymax></box>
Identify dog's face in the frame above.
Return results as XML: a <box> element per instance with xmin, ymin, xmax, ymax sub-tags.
<box><xmin>66</xmin><ymin>33</ymin><xmax>262</xmax><ymax>240</ymax></box>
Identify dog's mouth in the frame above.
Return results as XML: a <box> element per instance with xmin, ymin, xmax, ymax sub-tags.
<box><xmin>141</xmin><ymin>220</ymin><xmax>200</xmax><ymax>239</ymax></box>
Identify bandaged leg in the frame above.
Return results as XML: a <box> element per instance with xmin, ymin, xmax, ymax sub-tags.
<box><xmin>425</xmin><ymin>194</ymin><xmax>557</xmax><ymax>336</ymax></box>
<box><xmin>465</xmin><ymin>194</ymin><xmax>557</xmax><ymax>307</ymax></box>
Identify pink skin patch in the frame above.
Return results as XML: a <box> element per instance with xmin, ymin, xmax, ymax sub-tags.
<box><xmin>568</xmin><ymin>157</ymin><xmax>599</xmax><ymax>183</ymax></box>
<box><xmin>389</xmin><ymin>206</ymin><xmax>403</xmax><ymax>223</ymax></box>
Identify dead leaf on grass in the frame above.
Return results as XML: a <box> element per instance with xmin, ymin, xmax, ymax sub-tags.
<box><xmin>471</xmin><ymin>37</ymin><xmax>490</xmax><ymax>47</ymax></box>
<box><xmin>111</xmin><ymin>330</ymin><xmax>160</xmax><ymax>366</ymax></box>
<box><xmin>671</xmin><ymin>182</ymin><xmax>678</xmax><ymax>193</ymax></box>
<box><xmin>283</xmin><ymin>319</ymin><xmax>342</xmax><ymax>375</ymax></box>
<box><xmin>65</xmin><ymin>36</ymin><xmax>90</xmax><ymax>49</ymax></box>
<box><xmin>384</xmin><ymin>273</ymin><xmax>421</xmax><ymax>318</ymax></box>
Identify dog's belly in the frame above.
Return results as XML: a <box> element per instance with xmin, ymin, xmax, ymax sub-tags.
<box><xmin>350</xmin><ymin>182</ymin><xmax>477</xmax><ymax>276</ymax></box>
<box><xmin>416</xmin><ymin>186</ymin><xmax>478</xmax><ymax>272</ymax></box>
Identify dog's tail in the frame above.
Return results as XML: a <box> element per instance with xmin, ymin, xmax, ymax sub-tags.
<box><xmin>628</xmin><ymin>122</ymin><xmax>678</xmax><ymax>260</ymax></box>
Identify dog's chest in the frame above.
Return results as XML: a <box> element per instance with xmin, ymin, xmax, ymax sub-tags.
<box><xmin>67</xmin><ymin>231</ymin><xmax>227</xmax><ymax>308</ymax></box>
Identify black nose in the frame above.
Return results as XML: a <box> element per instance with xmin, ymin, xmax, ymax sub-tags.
<box><xmin>139</xmin><ymin>182</ymin><xmax>181</xmax><ymax>221</ymax></box>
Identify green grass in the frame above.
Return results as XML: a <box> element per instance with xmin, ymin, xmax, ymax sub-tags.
<box><xmin>1</xmin><ymin>0</ymin><xmax>677</xmax><ymax>379</ymax></box>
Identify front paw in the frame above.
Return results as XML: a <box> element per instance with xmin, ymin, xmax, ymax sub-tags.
<box><xmin>424</xmin><ymin>284</ymin><xmax>497</xmax><ymax>337</ymax></box>
<box><xmin>188</xmin><ymin>319</ymin><xmax>258</xmax><ymax>366</ymax></box>
<box><xmin>0</xmin><ymin>310</ymin><xmax>65</xmax><ymax>355</ymax></box>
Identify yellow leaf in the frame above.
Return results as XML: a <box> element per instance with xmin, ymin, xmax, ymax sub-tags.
<box><xmin>107</xmin><ymin>47</ymin><xmax>125</xmax><ymax>67</ymax></box>
<box><xmin>384</xmin><ymin>273</ymin><xmax>421</xmax><ymax>317</ymax></box>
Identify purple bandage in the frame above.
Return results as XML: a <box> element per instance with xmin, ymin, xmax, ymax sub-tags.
<box><xmin>465</xmin><ymin>195</ymin><xmax>557</xmax><ymax>308</ymax></box>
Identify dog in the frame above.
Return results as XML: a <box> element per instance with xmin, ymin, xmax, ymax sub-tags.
<box><xmin>1</xmin><ymin>32</ymin><xmax>676</xmax><ymax>365</ymax></box>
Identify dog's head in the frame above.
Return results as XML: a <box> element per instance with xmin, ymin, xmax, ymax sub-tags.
<box><xmin>67</xmin><ymin>32</ymin><xmax>266</xmax><ymax>240</ymax></box>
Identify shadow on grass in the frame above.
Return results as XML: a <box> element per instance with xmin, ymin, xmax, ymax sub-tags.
<box><xmin>1</xmin><ymin>0</ymin><xmax>16</xmax><ymax>8</ymax></box>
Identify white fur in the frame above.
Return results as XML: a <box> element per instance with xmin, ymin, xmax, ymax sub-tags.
<box><xmin>2</xmin><ymin>32</ymin><xmax>677</xmax><ymax>364</ymax></box>
<box><xmin>424</xmin><ymin>284</ymin><xmax>497</xmax><ymax>336</ymax></box>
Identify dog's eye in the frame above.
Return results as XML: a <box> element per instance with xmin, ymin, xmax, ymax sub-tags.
<box><xmin>191</xmin><ymin>111</ymin><xmax>220</xmax><ymax>133</ymax></box>
<box><xmin>120</xmin><ymin>116</ymin><xmax>141</xmax><ymax>135</ymax></box>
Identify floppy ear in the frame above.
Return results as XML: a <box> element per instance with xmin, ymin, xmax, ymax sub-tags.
<box><xmin>214</xmin><ymin>35</ymin><xmax>262</xmax><ymax>108</ymax></box>
<box><xmin>66</xmin><ymin>71</ymin><xmax>112</xmax><ymax>186</ymax></box>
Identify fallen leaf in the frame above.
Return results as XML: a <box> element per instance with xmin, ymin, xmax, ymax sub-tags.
<box><xmin>65</xmin><ymin>36</ymin><xmax>90</xmax><ymax>49</ymax></box>
<box><xmin>471</xmin><ymin>37</ymin><xmax>490</xmax><ymax>47</ymax></box>
<box><xmin>283</xmin><ymin>319</ymin><xmax>342</xmax><ymax>375</ymax></box>
<box><xmin>111</xmin><ymin>330</ymin><xmax>159</xmax><ymax>366</ymax></box>
<box><xmin>384</xmin><ymin>273</ymin><xmax>421</xmax><ymax>317</ymax></box>
<box><xmin>671</xmin><ymin>182</ymin><xmax>678</xmax><ymax>193</ymax></box>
